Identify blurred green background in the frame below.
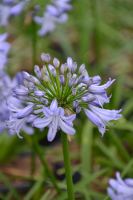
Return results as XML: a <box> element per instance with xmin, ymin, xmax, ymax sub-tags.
<box><xmin>0</xmin><ymin>0</ymin><xmax>133</xmax><ymax>199</ymax></box>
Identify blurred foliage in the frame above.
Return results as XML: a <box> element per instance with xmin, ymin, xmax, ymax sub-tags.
<box><xmin>1</xmin><ymin>0</ymin><xmax>133</xmax><ymax>199</ymax></box>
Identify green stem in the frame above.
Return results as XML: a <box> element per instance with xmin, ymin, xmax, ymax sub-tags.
<box><xmin>61</xmin><ymin>132</ymin><xmax>75</xmax><ymax>200</ymax></box>
<box><xmin>32</xmin><ymin>134</ymin><xmax>61</xmax><ymax>194</ymax></box>
<box><xmin>32</xmin><ymin>20</ymin><xmax>37</xmax><ymax>73</ymax></box>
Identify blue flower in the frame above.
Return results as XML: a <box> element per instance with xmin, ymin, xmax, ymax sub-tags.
<box><xmin>34</xmin><ymin>99</ymin><xmax>76</xmax><ymax>142</ymax></box>
<box><xmin>107</xmin><ymin>172</ymin><xmax>133</xmax><ymax>200</ymax></box>
<box><xmin>34</xmin><ymin>12</ymin><xmax>68</xmax><ymax>36</ymax></box>
<box><xmin>0</xmin><ymin>1</ymin><xmax>27</xmax><ymax>26</ymax></box>
<box><xmin>6</xmin><ymin>101</ymin><xmax>34</xmax><ymax>138</ymax></box>
<box><xmin>7</xmin><ymin>53</ymin><xmax>122</xmax><ymax>140</ymax></box>
<box><xmin>84</xmin><ymin>105</ymin><xmax>122</xmax><ymax>136</ymax></box>
<box><xmin>0</xmin><ymin>72</ymin><xmax>34</xmax><ymax>137</ymax></box>
<box><xmin>34</xmin><ymin>0</ymin><xmax>72</xmax><ymax>36</ymax></box>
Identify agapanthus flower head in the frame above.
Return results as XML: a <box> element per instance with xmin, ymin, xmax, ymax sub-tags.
<box><xmin>107</xmin><ymin>172</ymin><xmax>133</xmax><ymax>200</ymax></box>
<box><xmin>7</xmin><ymin>53</ymin><xmax>122</xmax><ymax>141</ymax></box>
<box><xmin>0</xmin><ymin>72</ymin><xmax>33</xmax><ymax>136</ymax></box>
<box><xmin>34</xmin><ymin>0</ymin><xmax>72</xmax><ymax>36</ymax></box>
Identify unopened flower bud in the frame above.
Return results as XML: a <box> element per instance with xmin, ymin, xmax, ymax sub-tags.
<box><xmin>77</xmin><ymin>75</ymin><xmax>84</xmax><ymax>84</ymax></box>
<box><xmin>87</xmin><ymin>78</ymin><xmax>93</xmax><ymax>88</ymax></box>
<box><xmin>82</xmin><ymin>69</ymin><xmax>87</xmax><ymax>76</ymax></box>
<box><xmin>76</xmin><ymin>106</ymin><xmax>81</xmax><ymax>114</ymax></box>
<box><xmin>73</xmin><ymin>100</ymin><xmax>79</xmax><ymax>108</ymax></box>
<box><xmin>60</xmin><ymin>63</ymin><xmax>67</xmax><ymax>74</ymax></box>
<box><xmin>71</xmin><ymin>62</ymin><xmax>77</xmax><ymax>73</ymax></box>
<box><xmin>23</xmin><ymin>79</ymin><xmax>29</xmax><ymax>88</ymax></box>
<box><xmin>22</xmin><ymin>71</ymin><xmax>30</xmax><ymax>81</ymax></box>
<box><xmin>67</xmin><ymin>72</ymin><xmax>71</xmax><ymax>79</ymax></box>
<box><xmin>64</xmin><ymin>63</ymin><xmax>68</xmax><ymax>71</ymax></box>
<box><xmin>72</xmin><ymin>88</ymin><xmax>77</xmax><ymax>95</ymax></box>
<box><xmin>43</xmin><ymin>99</ymin><xmax>49</xmax><ymax>105</ymax></box>
<box><xmin>43</xmin><ymin>75</ymin><xmax>49</xmax><ymax>82</ymax></box>
<box><xmin>60</xmin><ymin>64</ymin><xmax>65</xmax><ymax>74</ymax></box>
<box><xmin>59</xmin><ymin>75</ymin><xmax>64</xmax><ymax>85</ymax></box>
<box><xmin>78</xmin><ymin>64</ymin><xmax>85</xmax><ymax>74</ymax></box>
<box><xmin>69</xmin><ymin>78</ymin><xmax>75</xmax><ymax>87</ymax></box>
<box><xmin>51</xmin><ymin>68</ymin><xmax>56</xmax><ymax>77</ymax></box>
<box><xmin>41</xmin><ymin>53</ymin><xmax>51</xmax><ymax>62</ymax></box>
<box><xmin>34</xmin><ymin>65</ymin><xmax>40</xmax><ymax>73</ymax></box>
<box><xmin>34</xmin><ymin>91</ymin><xmax>45</xmax><ymax>97</ymax></box>
<box><xmin>17</xmin><ymin>95</ymin><xmax>28</xmax><ymax>101</ymax></box>
<box><xmin>67</xmin><ymin>57</ymin><xmax>73</xmax><ymax>71</ymax></box>
<box><xmin>53</xmin><ymin>58</ymin><xmax>60</xmax><ymax>68</ymax></box>
<box><xmin>41</xmin><ymin>65</ymin><xmax>47</xmax><ymax>76</ymax></box>
<box><xmin>30</xmin><ymin>75</ymin><xmax>40</xmax><ymax>84</ymax></box>
<box><xmin>36</xmin><ymin>70</ymin><xmax>42</xmax><ymax>80</ymax></box>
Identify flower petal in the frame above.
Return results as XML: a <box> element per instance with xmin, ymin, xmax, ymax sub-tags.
<box><xmin>89</xmin><ymin>104</ymin><xmax>122</xmax><ymax>122</ymax></box>
<box><xmin>61</xmin><ymin>114</ymin><xmax>76</xmax><ymax>122</ymax></box>
<box><xmin>47</xmin><ymin>116</ymin><xmax>58</xmax><ymax>142</ymax></box>
<box><xmin>50</xmin><ymin>98</ymin><xmax>58</xmax><ymax>112</ymax></box>
<box><xmin>59</xmin><ymin>118</ymin><xmax>75</xmax><ymax>135</ymax></box>
<box><xmin>33</xmin><ymin>116</ymin><xmax>53</xmax><ymax>128</ymax></box>
<box><xmin>17</xmin><ymin>104</ymin><xmax>35</xmax><ymax>119</ymax></box>
<box><xmin>54</xmin><ymin>107</ymin><xmax>64</xmax><ymax>116</ymax></box>
<box><xmin>15</xmin><ymin>117</ymin><xmax>27</xmax><ymax>139</ymax></box>
<box><xmin>83</xmin><ymin>108</ymin><xmax>105</xmax><ymax>136</ymax></box>
<box><xmin>43</xmin><ymin>107</ymin><xmax>53</xmax><ymax>117</ymax></box>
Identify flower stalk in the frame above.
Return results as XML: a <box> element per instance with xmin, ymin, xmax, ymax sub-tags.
<box><xmin>32</xmin><ymin>134</ymin><xmax>61</xmax><ymax>194</ymax></box>
<box><xmin>61</xmin><ymin>131</ymin><xmax>75</xmax><ymax>200</ymax></box>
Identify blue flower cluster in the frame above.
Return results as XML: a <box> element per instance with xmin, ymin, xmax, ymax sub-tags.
<box><xmin>34</xmin><ymin>0</ymin><xmax>72</xmax><ymax>36</ymax></box>
<box><xmin>6</xmin><ymin>53</ymin><xmax>122</xmax><ymax>141</ymax></box>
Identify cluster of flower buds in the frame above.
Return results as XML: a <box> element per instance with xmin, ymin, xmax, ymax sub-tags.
<box><xmin>6</xmin><ymin>53</ymin><xmax>122</xmax><ymax>141</ymax></box>
<box><xmin>34</xmin><ymin>0</ymin><xmax>72</xmax><ymax>36</ymax></box>
<box><xmin>107</xmin><ymin>172</ymin><xmax>133</xmax><ymax>200</ymax></box>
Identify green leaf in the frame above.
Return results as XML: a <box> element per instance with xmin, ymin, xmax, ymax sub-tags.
<box><xmin>54</xmin><ymin>168</ymin><xmax>108</xmax><ymax>200</ymax></box>
<box><xmin>23</xmin><ymin>179</ymin><xmax>44</xmax><ymax>200</ymax></box>
<box><xmin>81</xmin><ymin>120</ymin><xmax>93</xmax><ymax>173</ymax></box>
<box><xmin>95</xmin><ymin>139</ymin><xmax>125</xmax><ymax>169</ymax></box>
<box><xmin>0</xmin><ymin>171</ymin><xmax>20</xmax><ymax>200</ymax></box>
<box><xmin>40</xmin><ymin>190</ymin><xmax>51</xmax><ymax>200</ymax></box>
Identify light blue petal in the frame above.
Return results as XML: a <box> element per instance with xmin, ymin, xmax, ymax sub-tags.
<box><xmin>59</xmin><ymin>118</ymin><xmax>75</xmax><ymax>135</ymax></box>
<box><xmin>34</xmin><ymin>108</ymin><xmax>43</xmax><ymax>114</ymax></box>
<box><xmin>10</xmin><ymin>2</ymin><xmax>25</xmax><ymax>16</ymax></box>
<box><xmin>54</xmin><ymin>107</ymin><xmax>64</xmax><ymax>116</ymax></box>
<box><xmin>107</xmin><ymin>187</ymin><xmax>120</xmax><ymax>200</ymax></box>
<box><xmin>14</xmin><ymin>88</ymin><xmax>30</xmax><ymax>96</ymax></box>
<box><xmin>33</xmin><ymin>116</ymin><xmax>53</xmax><ymax>128</ymax></box>
<box><xmin>15</xmin><ymin>117</ymin><xmax>27</xmax><ymax>139</ymax></box>
<box><xmin>92</xmin><ymin>75</ymin><xmax>101</xmax><ymax>85</ymax></box>
<box><xmin>124</xmin><ymin>179</ymin><xmax>133</xmax><ymax>187</ymax></box>
<box><xmin>34</xmin><ymin>91</ymin><xmax>45</xmax><ymax>97</ymax></box>
<box><xmin>17</xmin><ymin>104</ymin><xmax>35</xmax><ymax>119</ymax></box>
<box><xmin>83</xmin><ymin>108</ymin><xmax>105</xmax><ymax>136</ymax></box>
<box><xmin>47</xmin><ymin>116</ymin><xmax>58</xmax><ymax>142</ymax></box>
<box><xmin>43</xmin><ymin>107</ymin><xmax>53</xmax><ymax>117</ymax></box>
<box><xmin>89</xmin><ymin>105</ymin><xmax>122</xmax><ymax>122</ymax></box>
<box><xmin>34</xmin><ymin>16</ymin><xmax>43</xmax><ymax>24</ymax></box>
<box><xmin>50</xmin><ymin>98</ymin><xmax>58</xmax><ymax>112</ymax></box>
<box><xmin>26</xmin><ymin>114</ymin><xmax>39</xmax><ymax>123</ymax></box>
<box><xmin>61</xmin><ymin>114</ymin><xmax>76</xmax><ymax>122</ymax></box>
